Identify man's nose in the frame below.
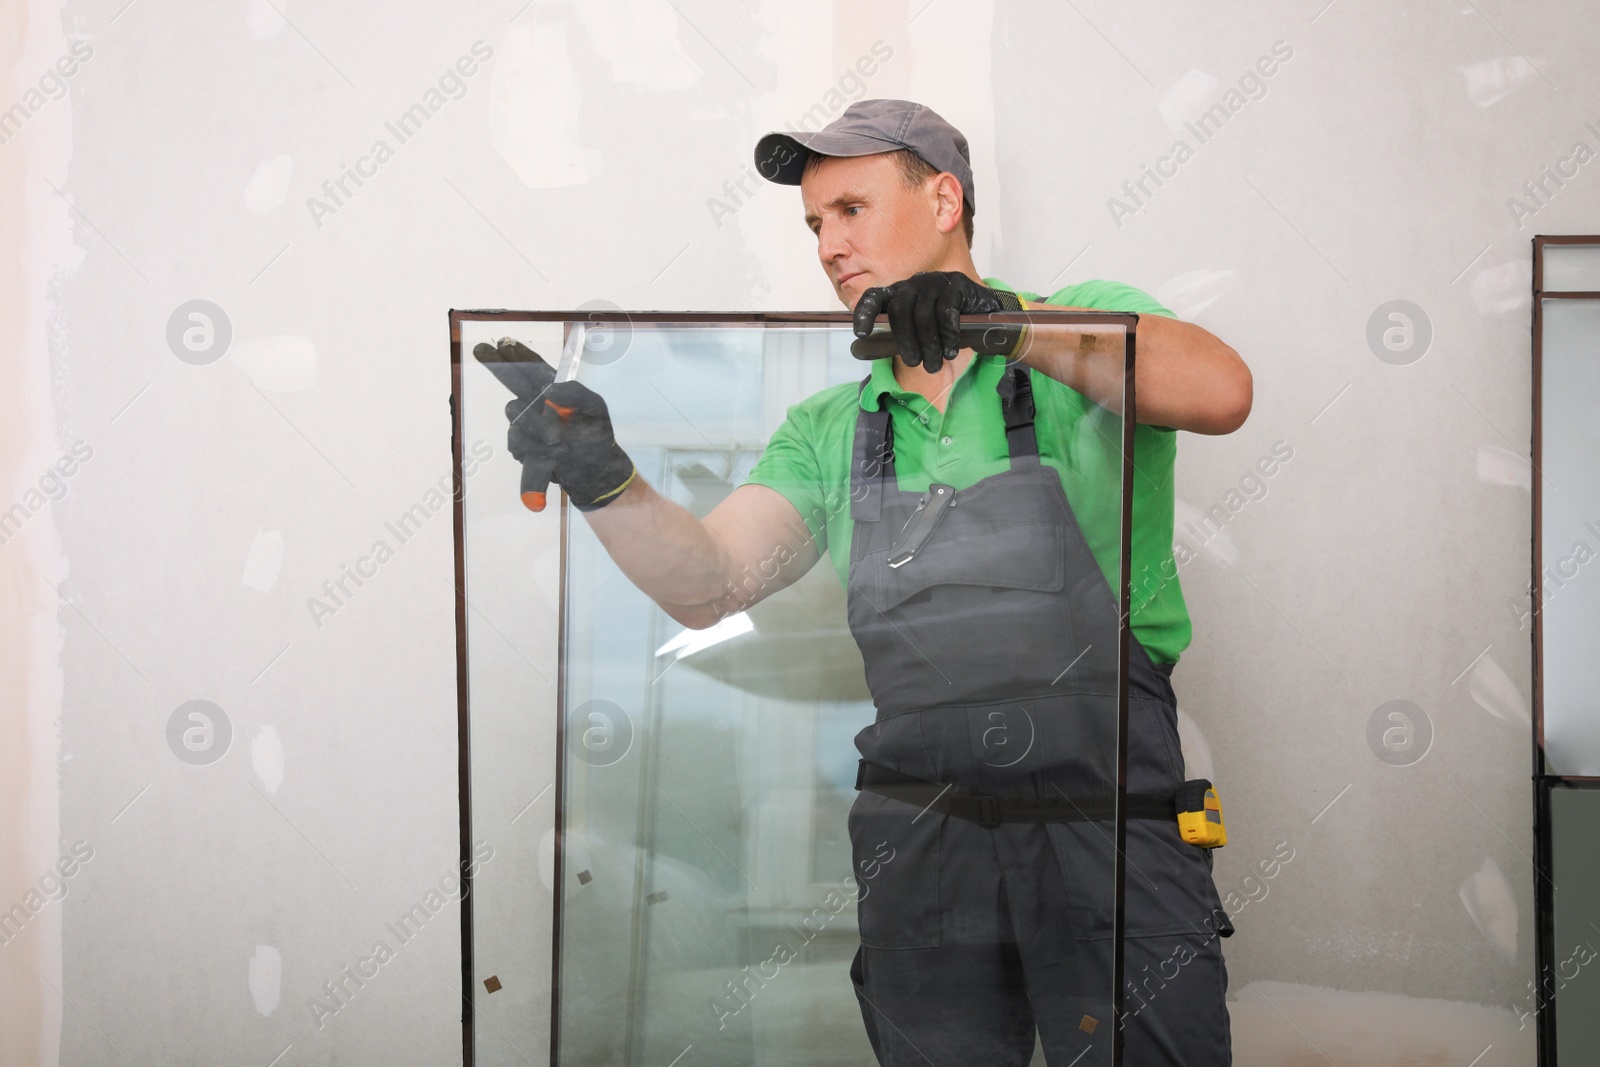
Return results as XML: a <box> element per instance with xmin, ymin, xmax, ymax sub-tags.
<box><xmin>816</xmin><ymin>220</ymin><xmax>849</xmax><ymax>265</ymax></box>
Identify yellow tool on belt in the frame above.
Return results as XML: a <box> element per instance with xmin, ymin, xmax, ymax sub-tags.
<box><xmin>1175</xmin><ymin>779</ymin><xmax>1228</xmax><ymax>848</ymax></box>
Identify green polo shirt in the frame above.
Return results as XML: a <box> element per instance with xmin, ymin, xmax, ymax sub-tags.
<box><xmin>743</xmin><ymin>278</ymin><xmax>1190</xmax><ymax>666</ymax></box>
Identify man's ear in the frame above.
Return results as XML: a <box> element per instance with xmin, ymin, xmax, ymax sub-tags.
<box><xmin>930</xmin><ymin>172</ymin><xmax>965</xmax><ymax>238</ymax></box>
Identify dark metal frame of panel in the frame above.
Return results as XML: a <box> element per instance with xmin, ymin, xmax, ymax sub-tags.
<box><xmin>449</xmin><ymin>308</ymin><xmax>1141</xmax><ymax>1066</ymax></box>
<box><xmin>1530</xmin><ymin>235</ymin><xmax>1600</xmax><ymax>1065</ymax></box>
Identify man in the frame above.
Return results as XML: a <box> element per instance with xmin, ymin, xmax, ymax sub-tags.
<box><xmin>489</xmin><ymin>99</ymin><xmax>1250</xmax><ymax>1065</ymax></box>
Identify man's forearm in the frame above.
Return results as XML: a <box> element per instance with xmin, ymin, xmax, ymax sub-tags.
<box><xmin>576</xmin><ymin>478</ymin><xmax>820</xmax><ymax>629</ymax></box>
<box><xmin>579</xmin><ymin>477</ymin><xmax>732</xmax><ymax>619</ymax></box>
<box><xmin>1014</xmin><ymin>307</ymin><xmax>1252</xmax><ymax>435</ymax></box>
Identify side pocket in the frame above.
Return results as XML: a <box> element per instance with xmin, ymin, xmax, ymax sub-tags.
<box><xmin>848</xmin><ymin>789</ymin><xmax>943</xmax><ymax>949</ymax></box>
<box><xmin>1051</xmin><ymin>820</ymin><xmax>1236</xmax><ymax>941</ymax></box>
<box><xmin>1196</xmin><ymin>840</ymin><xmax>1235</xmax><ymax>939</ymax></box>
<box><xmin>1046</xmin><ymin>820</ymin><xmax>1117</xmax><ymax>939</ymax></box>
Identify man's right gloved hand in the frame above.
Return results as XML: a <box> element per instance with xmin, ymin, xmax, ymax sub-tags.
<box><xmin>851</xmin><ymin>271</ymin><xmax>1027</xmax><ymax>372</ymax></box>
<box><xmin>472</xmin><ymin>337</ymin><xmax>637</xmax><ymax>513</ymax></box>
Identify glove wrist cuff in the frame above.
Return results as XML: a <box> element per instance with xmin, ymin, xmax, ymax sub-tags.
<box><xmin>569</xmin><ymin>451</ymin><xmax>638</xmax><ymax>512</ymax></box>
<box><xmin>992</xmin><ymin>288</ymin><xmax>1024</xmax><ymax>312</ymax></box>
<box><xmin>988</xmin><ymin>288</ymin><xmax>1028</xmax><ymax>359</ymax></box>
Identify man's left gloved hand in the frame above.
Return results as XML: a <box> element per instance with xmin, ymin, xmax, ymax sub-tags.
<box><xmin>852</xmin><ymin>271</ymin><xmax>1026</xmax><ymax>373</ymax></box>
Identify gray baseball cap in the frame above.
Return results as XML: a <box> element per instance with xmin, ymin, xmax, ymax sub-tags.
<box><xmin>753</xmin><ymin>98</ymin><xmax>977</xmax><ymax>217</ymax></box>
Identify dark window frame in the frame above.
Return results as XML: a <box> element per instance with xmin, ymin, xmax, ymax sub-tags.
<box><xmin>1531</xmin><ymin>235</ymin><xmax>1600</xmax><ymax>1066</ymax></box>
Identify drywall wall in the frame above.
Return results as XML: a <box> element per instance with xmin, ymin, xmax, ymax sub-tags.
<box><xmin>3</xmin><ymin>0</ymin><xmax>1597</xmax><ymax>1063</ymax></box>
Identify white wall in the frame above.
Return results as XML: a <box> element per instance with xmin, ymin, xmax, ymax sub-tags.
<box><xmin>3</xmin><ymin>0</ymin><xmax>1597</xmax><ymax>1063</ymax></box>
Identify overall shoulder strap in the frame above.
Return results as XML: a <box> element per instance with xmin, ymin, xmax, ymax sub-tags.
<box><xmin>850</xmin><ymin>377</ymin><xmax>895</xmax><ymax>523</ymax></box>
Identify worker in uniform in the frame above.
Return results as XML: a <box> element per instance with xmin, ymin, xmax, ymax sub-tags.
<box><xmin>485</xmin><ymin>99</ymin><xmax>1252</xmax><ymax>1066</ymax></box>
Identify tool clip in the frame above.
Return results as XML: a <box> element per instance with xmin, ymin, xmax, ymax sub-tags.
<box><xmin>887</xmin><ymin>484</ymin><xmax>957</xmax><ymax>568</ymax></box>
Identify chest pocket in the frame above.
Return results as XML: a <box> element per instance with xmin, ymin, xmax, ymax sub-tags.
<box><xmin>859</xmin><ymin>475</ymin><xmax>1072</xmax><ymax>613</ymax></box>
<box><xmin>865</xmin><ymin>522</ymin><xmax>1068</xmax><ymax>613</ymax></box>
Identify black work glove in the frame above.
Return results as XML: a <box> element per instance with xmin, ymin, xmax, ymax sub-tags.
<box><xmin>471</xmin><ymin>337</ymin><xmax>637</xmax><ymax>513</ymax></box>
<box><xmin>851</xmin><ymin>271</ymin><xmax>1027</xmax><ymax>373</ymax></box>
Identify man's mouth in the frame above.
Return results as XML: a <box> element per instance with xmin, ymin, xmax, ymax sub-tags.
<box><xmin>837</xmin><ymin>271</ymin><xmax>864</xmax><ymax>287</ymax></box>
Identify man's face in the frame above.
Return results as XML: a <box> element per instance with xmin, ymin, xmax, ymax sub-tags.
<box><xmin>800</xmin><ymin>153</ymin><xmax>943</xmax><ymax>309</ymax></box>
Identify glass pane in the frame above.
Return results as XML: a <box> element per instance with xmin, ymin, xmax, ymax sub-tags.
<box><xmin>1544</xmin><ymin>244</ymin><xmax>1600</xmax><ymax>292</ymax></box>
<box><xmin>1551</xmin><ymin>787</ymin><xmax>1600</xmax><ymax>1059</ymax></box>
<box><xmin>459</xmin><ymin>313</ymin><xmax>1141</xmax><ymax>1065</ymax></box>
<box><xmin>1540</xmin><ymin>297</ymin><xmax>1600</xmax><ymax>775</ymax></box>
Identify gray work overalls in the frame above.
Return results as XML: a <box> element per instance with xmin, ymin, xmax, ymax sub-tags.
<box><xmin>844</xmin><ymin>366</ymin><xmax>1233</xmax><ymax>1066</ymax></box>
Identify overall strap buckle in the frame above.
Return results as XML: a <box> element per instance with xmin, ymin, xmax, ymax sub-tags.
<box><xmin>997</xmin><ymin>366</ymin><xmax>1040</xmax><ymax>460</ymax></box>
<box><xmin>974</xmin><ymin>795</ymin><xmax>1002</xmax><ymax>829</ymax></box>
